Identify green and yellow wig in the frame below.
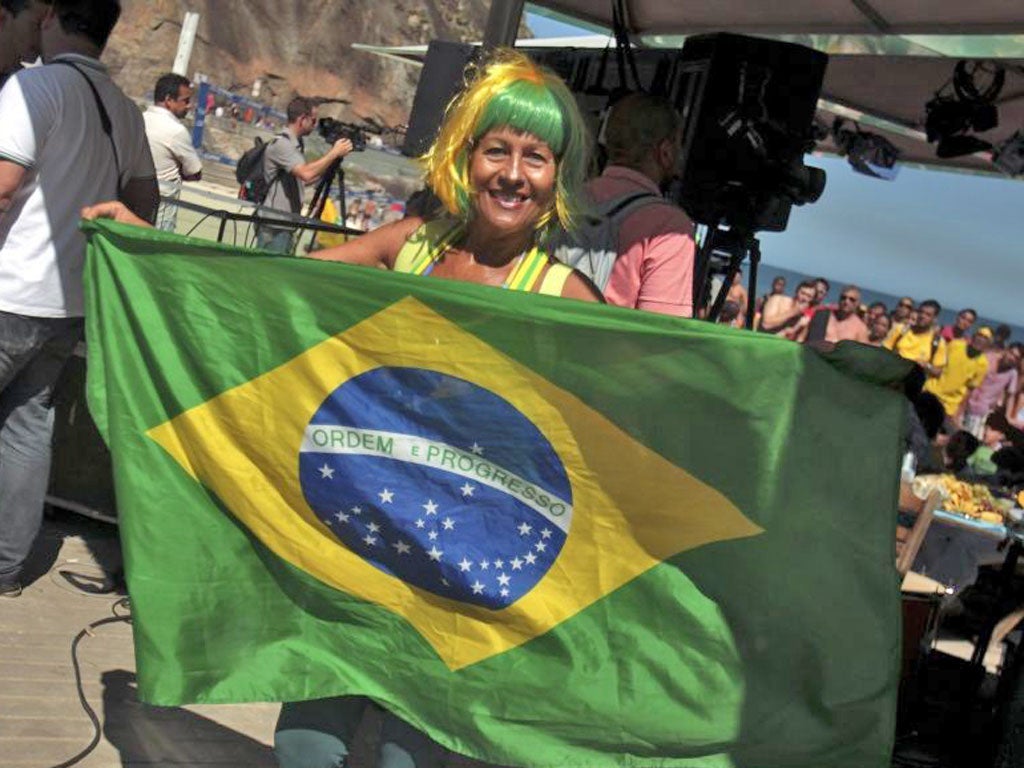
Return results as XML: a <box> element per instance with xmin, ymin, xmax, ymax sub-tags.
<box><xmin>423</xmin><ymin>48</ymin><xmax>590</xmax><ymax>235</ymax></box>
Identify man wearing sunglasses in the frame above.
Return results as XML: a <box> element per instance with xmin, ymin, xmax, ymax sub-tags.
<box><xmin>143</xmin><ymin>72</ymin><xmax>202</xmax><ymax>232</ymax></box>
<box><xmin>892</xmin><ymin>297</ymin><xmax>915</xmax><ymax>325</ymax></box>
<box><xmin>801</xmin><ymin>284</ymin><xmax>870</xmax><ymax>344</ymax></box>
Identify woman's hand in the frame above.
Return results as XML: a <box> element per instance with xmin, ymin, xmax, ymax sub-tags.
<box><xmin>81</xmin><ymin>201</ymin><xmax>152</xmax><ymax>228</ymax></box>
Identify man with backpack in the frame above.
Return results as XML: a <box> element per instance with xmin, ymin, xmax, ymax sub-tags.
<box><xmin>251</xmin><ymin>96</ymin><xmax>352</xmax><ymax>254</ymax></box>
<box><xmin>555</xmin><ymin>92</ymin><xmax>695</xmax><ymax>316</ymax></box>
<box><xmin>0</xmin><ymin>0</ymin><xmax>157</xmax><ymax>598</ymax></box>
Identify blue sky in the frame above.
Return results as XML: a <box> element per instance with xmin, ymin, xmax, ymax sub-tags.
<box><xmin>526</xmin><ymin>12</ymin><xmax>1024</xmax><ymax>327</ymax></box>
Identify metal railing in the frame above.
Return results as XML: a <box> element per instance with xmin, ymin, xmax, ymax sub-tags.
<box><xmin>162</xmin><ymin>195</ymin><xmax>364</xmax><ymax>255</ymax></box>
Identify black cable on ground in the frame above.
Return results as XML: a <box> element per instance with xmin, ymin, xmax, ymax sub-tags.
<box><xmin>47</xmin><ymin>597</ymin><xmax>132</xmax><ymax>768</ymax></box>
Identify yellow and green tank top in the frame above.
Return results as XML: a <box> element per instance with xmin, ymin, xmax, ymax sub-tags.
<box><xmin>394</xmin><ymin>218</ymin><xmax>571</xmax><ymax>296</ymax></box>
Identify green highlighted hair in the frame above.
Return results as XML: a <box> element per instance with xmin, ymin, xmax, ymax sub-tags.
<box><xmin>423</xmin><ymin>48</ymin><xmax>590</xmax><ymax>234</ymax></box>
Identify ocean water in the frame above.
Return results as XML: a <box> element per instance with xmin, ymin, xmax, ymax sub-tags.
<box><xmin>752</xmin><ymin>262</ymin><xmax>1024</xmax><ymax>343</ymax></box>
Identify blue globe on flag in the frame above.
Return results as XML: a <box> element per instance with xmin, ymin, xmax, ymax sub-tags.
<box><xmin>299</xmin><ymin>367</ymin><xmax>573</xmax><ymax>609</ymax></box>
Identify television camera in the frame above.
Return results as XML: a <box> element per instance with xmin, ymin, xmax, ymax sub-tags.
<box><xmin>317</xmin><ymin>117</ymin><xmax>372</xmax><ymax>151</ymax></box>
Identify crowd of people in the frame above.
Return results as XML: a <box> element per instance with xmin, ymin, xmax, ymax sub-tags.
<box><xmin>742</xmin><ymin>275</ymin><xmax>1024</xmax><ymax>481</ymax></box>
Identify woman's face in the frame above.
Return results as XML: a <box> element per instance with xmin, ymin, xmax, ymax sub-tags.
<box><xmin>468</xmin><ymin>127</ymin><xmax>557</xmax><ymax>236</ymax></box>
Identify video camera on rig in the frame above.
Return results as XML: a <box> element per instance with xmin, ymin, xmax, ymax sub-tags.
<box><xmin>317</xmin><ymin>116</ymin><xmax>371</xmax><ymax>152</ymax></box>
<box><xmin>668</xmin><ymin>33</ymin><xmax>829</xmax><ymax>233</ymax></box>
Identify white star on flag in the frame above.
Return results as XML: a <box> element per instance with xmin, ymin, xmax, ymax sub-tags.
<box><xmin>334</xmin><ymin>511</ymin><xmax>349</xmax><ymax>523</ymax></box>
<box><xmin>319</xmin><ymin>464</ymin><xmax>334</xmax><ymax>480</ymax></box>
<box><xmin>510</xmin><ymin>557</ymin><xmax>523</xmax><ymax>570</ymax></box>
<box><xmin>428</xmin><ymin>531</ymin><xmax>439</xmax><ymax>541</ymax></box>
<box><xmin>524</xmin><ymin>552</ymin><xmax>537</xmax><ymax>565</ymax></box>
<box><xmin>415</xmin><ymin>518</ymin><xmax>426</xmax><ymax>529</ymax></box>
<box><xmin>517</xmin><ymin>522</ymin><xmax>532</xmax><ymax>536</ymax></box>
<box><xmin>367</xmin><ymin>522</ymin><xmax>381</xmax><ymax>533</ymax></box>
<box><xmin>535</xmin><ymin>541</ymin><xmax>547</xmax><ymax>553</ymax></box>
<box><xmin>479</xmin><ymin>559</ymin><xmax>490</xmax><ymax>570</ymax></box>
<box><xmin>460</xmin><ymin>482</ymin><xmax>476</xmax><ymax>497</ymax></box>
<box><xmin>494</xmin><ymin>559</ymin><xmax>505</xmax><ymax>569</ymax></box>
<box><xmin>363</xmin><ymin>535</ymin><xmax>377</xmax><ymax>546</ymax></box>
<box><xmin>378</xmin><ymin>488</ymin><xmax>394</xmax><ymax>504</ymax></box>
<box><xmin>497</xmin><ymin>573</ymin><xmax>511</xmax><ymax>586</ymax></box>
<box><xmin>351</xmin><ymin>506</ymin><xmax>362</xmax><ymax>515</ymax></box>
<box><xmin>393</xmin><ymin>541</ymin><xmax>411</xmax><ymax>555</ymax></box>
<box><xmin>458</xmin><ymin>558</ymin><xmax>473</xmax><ymax>572</ymax></box>
<box><xmin>471</xmin><ymin>581</ymin><xmax>485</xmax><ymax>595</ymax></box>
<box><xmin>541</xmin><ymin>528</ymin><xmax>552</xmax><ymax>539</ymax></box>
<box><xmin>442</xmin><ymin>518</ymin><xmax>455</xmax><ymax>531</ymax></box>
<box><xmin>470</xmin><ymin>442</ymin><xmax>484</xmax><ymax>455</ymax></box>
<box><xmin>427</xmin><ymin>546</ymin><xmax>443</xmax><ymax>562</ymax></box>
<box><xmin>500</xmin><ymin>588</ymin><xmax>510</xmax><ymax>597</ymax></box>
<box><xmin>423</xmin><ymin>499</ymin><xmax>438</xmax><ymax>515</ymax></box>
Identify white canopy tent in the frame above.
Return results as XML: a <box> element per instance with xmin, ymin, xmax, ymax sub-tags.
<box><xmin>525</xmin><ymin>1</ymin><xmax>1024</xmax><ymax>37</ymax></box>
<box><xmin>472</xmin><ymin>2</ymin><xmax>1024</xmax><ymax>175</ymax></box>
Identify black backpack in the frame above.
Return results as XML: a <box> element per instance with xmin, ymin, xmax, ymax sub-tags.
<box><xmin>235</xmin><ymin>134</ymin><xmax>285</xmax><ymax>203</ymax></box>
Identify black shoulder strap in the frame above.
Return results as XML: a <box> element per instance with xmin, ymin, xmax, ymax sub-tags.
<box><xmin>604</xmin><ymin>191</ymin><xmax>660</xmax><ymax>218</ymax></box>
<box><xmin>53</xmin><ymin>60</ymin><xmax>122</xmax><ymax>183</ymax></box>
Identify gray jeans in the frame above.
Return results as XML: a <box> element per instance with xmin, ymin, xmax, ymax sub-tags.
<box><xmin>0</xmin><ymin>311</ymin><xmax>83</xmax><ymax>585</ymax></box>
<box><xmin>275</xmin><ymin>697</ymin><xmax>442</xmax><ymax>768</ymax></box>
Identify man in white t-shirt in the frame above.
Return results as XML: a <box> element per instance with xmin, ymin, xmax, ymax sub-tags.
<box><xmin>0</xmin><ymin>0</ymin><xmax>157</xmax><ymax>598</ymax></box>
<box><xmin>144</xmin><ymin>72</ymin><xmax>202</xmax><ymax>231</ymax></box>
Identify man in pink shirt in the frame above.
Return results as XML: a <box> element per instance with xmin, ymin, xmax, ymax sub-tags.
<box><xmin>585</xmin><ymin>93</ymin><xmax>695</xmax><ymax>316</ymax></box>
<box><xmin>963</xmin><ymin>342</ymin><xmax>1022</xmax><ymax>438</ymax></box>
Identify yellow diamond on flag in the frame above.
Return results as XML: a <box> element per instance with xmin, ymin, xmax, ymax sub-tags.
<box><xmin>147</xmin><ymin>297</ymin><xmax>762</xmax><ymax>670</ymax></box>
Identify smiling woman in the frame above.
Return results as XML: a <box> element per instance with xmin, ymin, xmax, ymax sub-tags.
<box><xmin>303</xmin><ymin>47</ymin><xmax>600</xmax><ymax>301</ymax></box>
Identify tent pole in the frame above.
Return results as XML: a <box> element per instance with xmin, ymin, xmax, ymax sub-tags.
<box><xmin>482</xmin><ymin>0</ymin><xmax>526</xmax><ymax>49</ymax></box>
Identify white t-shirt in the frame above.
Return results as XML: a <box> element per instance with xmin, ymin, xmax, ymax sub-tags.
<box><xmin>0</xmin><ymin>54</ymin><xmax>156</xmax><ymax>318</ymax></box>
<box><xmin>143</xmin><ymin>104</ymin><xmax>202</xmax><ymax>197</ymax></box>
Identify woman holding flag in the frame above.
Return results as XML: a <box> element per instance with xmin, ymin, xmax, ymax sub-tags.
<box><xmin>86</xmin><ymin>48</ymin><xmax>600</xmax><ymax>767</ymax></box>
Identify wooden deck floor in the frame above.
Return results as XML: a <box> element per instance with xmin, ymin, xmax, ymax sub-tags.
<box><xmin>0</xmin><ymin>511</ymin><xmax>279</xmax><ymax>768</ymax></box>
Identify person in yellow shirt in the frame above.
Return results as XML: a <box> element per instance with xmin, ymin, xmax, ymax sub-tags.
<box><xmin>924</xmin><ymin>327</ymin><xmax>993</xmax><ymax>420</ymax></box>
<box><xmin>884</xmin><ymin>299</ymin><xmax>947</xmax><ymax>377</ymax></box>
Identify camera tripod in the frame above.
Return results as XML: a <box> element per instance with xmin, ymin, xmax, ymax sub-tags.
<box><xmin>696</xmin><ymin>226</ymin><xmax>761</xmax><ymax>330</ymax></box>
<box><xmin>304</xmin><ymin>156</ymin><xmax>349</xmax><ymax>251</ymax></box>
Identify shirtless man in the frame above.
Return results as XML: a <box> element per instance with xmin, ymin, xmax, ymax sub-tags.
<box><xmin>800</xmin><ymin>284</ymin><xmax>870</xmax><ymax>343</ymax></box>
<box><xmin>724</xmin><ymin>269</ymin><xmax>748</xmax><ymax>327</ymax></box>
<box><xmin>759</xmin><ymin>280</ymin><xmax>816</xmax><ymax>340</ymax></box>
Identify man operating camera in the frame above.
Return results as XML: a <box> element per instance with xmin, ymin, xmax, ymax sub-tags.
<box><xmin>257</xmin><ymin>96</ymin><xmax>353</xmax><ymax>254</ymax></box>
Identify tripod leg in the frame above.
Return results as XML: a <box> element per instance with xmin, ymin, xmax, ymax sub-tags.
<box><xmin>707</xmin><ymin>250</ymin><xmax>745</xmax><ymax>324</ymax></box>
<box><xmin>745</xmin><ymin>238</ymin><xmax>761</xmax><ymax>330</ymax></box>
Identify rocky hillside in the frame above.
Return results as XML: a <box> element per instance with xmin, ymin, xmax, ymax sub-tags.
<box><xmin>103</xmin><ymin>0</ymin><xmax>501</xmax><ymax>126</ymax></box>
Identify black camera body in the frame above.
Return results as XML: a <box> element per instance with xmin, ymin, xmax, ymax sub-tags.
<box><xmin>317</xmin><ymin>117</ymin><xmax>367</xmax><ymax>151</ymax></box>
<box><xmin>670</xmin><ymin>33</ymin><xmax>828</xmax><ymax>232</ymax></box>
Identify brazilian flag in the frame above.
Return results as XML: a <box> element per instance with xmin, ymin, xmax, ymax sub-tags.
<box><xmin>83</xmin><ymin>220</ymin><xmax>912</xmax><ymax>768</ymax></box>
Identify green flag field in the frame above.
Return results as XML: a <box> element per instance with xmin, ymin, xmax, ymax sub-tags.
<box><xmin>82</xmin><ymin>220</ymin><xmax>913</xmax><ymax>767</ymax></box>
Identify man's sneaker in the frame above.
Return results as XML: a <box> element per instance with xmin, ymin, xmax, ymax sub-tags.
<box><xmin>0</xmin><ymin>581</ymin><xmax>22</xmax><ymax>598</ymax></box>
